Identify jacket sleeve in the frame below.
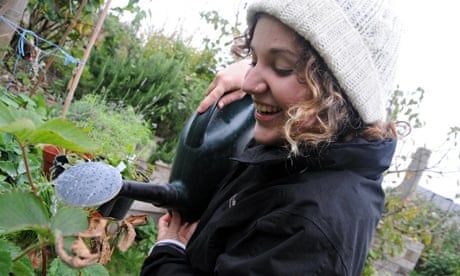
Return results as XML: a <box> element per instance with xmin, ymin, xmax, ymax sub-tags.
<box><xmin>212</xmin><ymin>211</ymin><xmax>349</xmax><ymax>276</ymax></box>
<box><xmin>140</xmin><ymin>244</ymin><xmax>194</xmax><ymax>276</ymax></box>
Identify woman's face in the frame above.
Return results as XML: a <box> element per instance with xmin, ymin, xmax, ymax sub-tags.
<box><xmin>243</xmin><ymin>15</ymin><xmax>312</xmax><ymax>145</ymax></box>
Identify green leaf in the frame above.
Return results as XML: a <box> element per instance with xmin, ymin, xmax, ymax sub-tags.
<box><xmin>0</xmin><ymin>103</ymin><xmax>97</xmax><ymax>153</ymax></box>
<box><xmin>0</xmin><ymin>118</ymin><xmax>36</xmax><ymax>142</ymax></box>
<box><xmin>0</xmin><ymin>191</ymin><xmax>50</xmax><ymax>233</ymax></box>
<box><xmin>0</xmin><ymin>239</ymin><xmax>19</xmax><ymax>256</ymax></box>
<box><xmin>0</xmin><ymin>161</ymin><xmax>17</xmax><ymax>177</ymax></box>
<box><xmin>49</xmin><ymin>258</ymin><xmax>79</xmax><ymax>276</ymax></box>
<box><xmin>29</xmin><ymin>118</ymin><xmax>99</xmax><ymax>153</ymax></box>
<box><xmin>51</xmin><ymin>207</ymin><xmax>88</xmax><ymax>236</ymax></box>
<box><xmin>0</xmin><ymin>250</ymin><xmax>12</xmax><ymax>275</ymax></box>
<box><xmin>0</xmin><ymin>95</ymin><xmax>19</xmax><ymax>108</ymax></box>
<box><xmin>0</xmin><ymin>240</ymin><xmax>33</xmax><ymax>275</ymax></box>
<box><xmin>81</xmin><ymin>263</ymin><xmax>110</xmax><ymax>276</ymax></box>
<box><xmin>12</xmin><ymin>257</ymin><xmax>34</xmax><ymax>276</ymax></box>
<box><xmin>0</xmin><ymin>102</ymin><xmax>15</xmax><ymax>125</ymax></box>
<box><xmin>0</xmin><ymin>102</ymin><xmax>44</xmax><ymax>126</ymax></box>
<box><xmin>0</xmin><ymin>226</ymin><xmax>41</xmax><ymax>275</ymax></box>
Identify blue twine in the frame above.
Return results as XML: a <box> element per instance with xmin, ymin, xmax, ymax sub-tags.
<box><xmin>0</xmin><ymin>14</ymin><xmax>82</xmax><ymax>66</ymax></box>
<box><xmin>17</xmin><ymin>29</ymin><xmax>34</xmax><ymax>57</ymax></box>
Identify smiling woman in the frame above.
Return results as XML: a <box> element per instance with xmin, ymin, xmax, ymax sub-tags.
<box><xmin>140</xmin><ymin>0</ymin><xmax>402</xmax><ymax>275</ymax></box>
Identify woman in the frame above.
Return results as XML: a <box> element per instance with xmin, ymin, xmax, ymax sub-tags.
<box><xmin>142</xmin><ymin>0</ymin><xmax>401</xmax><ymax>275</ymax></box>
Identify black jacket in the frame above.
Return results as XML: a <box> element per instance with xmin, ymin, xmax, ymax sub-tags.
<box><xmin>141</xmin><ymin>138</ymin><xmax>396</xmax><ymax>275</ymax></box>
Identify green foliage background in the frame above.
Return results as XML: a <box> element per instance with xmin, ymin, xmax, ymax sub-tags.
<box><xmin>81</xmin><ymin>29</ymin><xmax>217</xmax><ymax>162</ymax></box>
<box><xmin>0</xmin><ymin>1</ymin><xmax>235</xmax><ymax>274</ymax></box>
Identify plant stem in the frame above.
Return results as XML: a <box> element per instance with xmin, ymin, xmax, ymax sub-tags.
<box><xmin>12</xmin><ymin>240</ymin><xmax>48</xmax><ymax>263</ymax></box>
<box><xmin>41</xmin><ymin>246</ymin><xmax>48</xmax><ymax>276</ymax></box>
<box><xmin>19</xmin><ymin>142</ymin><xmax>37</xmax><ymax>194</ymax></box>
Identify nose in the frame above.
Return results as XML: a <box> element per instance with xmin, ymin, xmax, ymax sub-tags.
<box><xmin>242</xmin><ymin>66</ymin><xmax>268</xmax><ymax>95</ymax></box>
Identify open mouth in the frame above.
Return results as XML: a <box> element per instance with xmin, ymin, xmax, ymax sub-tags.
<box><xmin>254</xmin><ymin>102</ymin><xmax>282</xmax><ymax>115</ymax></box>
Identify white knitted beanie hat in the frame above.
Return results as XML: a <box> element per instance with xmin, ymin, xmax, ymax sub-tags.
<box><xmin>247</xmin><ymin>0</ymin><xmax>401</xmax><ymax>123</ymax></box>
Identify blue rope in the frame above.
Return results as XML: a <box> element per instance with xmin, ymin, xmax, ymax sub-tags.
<box><xmin>0</xmin><ymin>14</ymin><xmax>82</xmax><ymax>66</ymax></box>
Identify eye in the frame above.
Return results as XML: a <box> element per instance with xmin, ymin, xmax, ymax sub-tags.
<box><xmin>274</xmin><ymin>68</ymin><xmax>294</xmax><ymax>77</ymax></box>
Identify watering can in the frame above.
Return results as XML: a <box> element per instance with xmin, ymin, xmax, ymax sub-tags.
<box><xmin>55</xmin><ymin>95</ymin><xmax>255</xmax><ymax>222</ymax></box>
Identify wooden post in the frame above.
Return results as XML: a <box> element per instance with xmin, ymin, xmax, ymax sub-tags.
<box><xmin>395</xmin><ymin>147</ymin><xmax>432</xmax><ymax>200</ymax></box>
<box><xmin>61</xmin><ymin>0</ymin><xmax>112</xmax><ymax>118</ymax></box>
<box><xmin>0</xmin><ymin>0</ymin><xmax>28</xmax><ymax>59</ymax></box>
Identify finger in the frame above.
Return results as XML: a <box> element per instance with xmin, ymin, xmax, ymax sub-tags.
<box><xmin>156</xmin><ymin>213</ymin><xmax>172</xmax><ymax>241</ymax></box>
<box><xmin>158</xmin><ymin>213</ymin><xmax>171</xmax><ymax>228</ymax></box>
<box><xmin>169</xmin><ymin>211</ymin><xmax>183</xmax><ymax>229</ymax></box>
<box><xmin>196</xmin><ymin>91</ymin><xmax>221</xmax><ymax>113</ymax></box>
<box><xmin>205</xmin><ymin>79</ymin><xmax>218</xmax><ymax>95</ymax></box>
<box><xmin>197</xmin><ymin>86</ymin><xmax>246</xmax><ymax>113</ymax></box>
<box><xmin>217</xmin><ymin>90</ymin><xmax>247</xmax><ymax>109</ymax></box>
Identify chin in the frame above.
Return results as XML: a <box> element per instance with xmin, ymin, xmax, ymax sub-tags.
<box><xmin>253</xmin><ymin>125</ymin><xmax>282</xmax><ymax>145</ymax></box>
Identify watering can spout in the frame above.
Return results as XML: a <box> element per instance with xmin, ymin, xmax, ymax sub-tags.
<box><xmin>118</xmin><ymin>180</ymin><xmax>187</xmax><ymax>207</ymax></box>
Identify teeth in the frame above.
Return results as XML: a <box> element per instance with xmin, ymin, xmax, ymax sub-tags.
<box><xmin>255</xmin><ymin>103</ymin><xmax>281</xmax><ymax>114</ymax></box>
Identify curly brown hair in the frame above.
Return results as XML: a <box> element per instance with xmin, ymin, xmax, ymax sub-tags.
<box><xmin>232</xmin><ymin>13</ymin><xmax>396</xmax><ymax>154</ymax></box>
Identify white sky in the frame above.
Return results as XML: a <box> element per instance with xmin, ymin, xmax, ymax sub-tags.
<box><xmin>113</xmin><ymin>0</ymin><xmax>460</xmax><ymax>202</ymax></box>
<box><xmin>391</xmin><ymin>1</ymin><xmax>460</xmax><ymax>203</ymax></box>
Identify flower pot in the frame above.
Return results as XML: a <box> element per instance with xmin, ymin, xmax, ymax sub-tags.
<box><xmin>42</xmin><ymin>145</ymin><xmax>93</xmax><ymax>180</ymax></box>
<box><xmin>42</xmin><ymin>145</ymin><xmax>61</xmax><ymax>179</ymax></box>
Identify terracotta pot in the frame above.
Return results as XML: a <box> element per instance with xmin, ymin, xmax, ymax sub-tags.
<box><xmin>42</xmin><ymin>145</ymin><xmax>93</xmax><ymax>179</ymax></box>
<box><xmin>42</xmin><ymin>145</ymin><xmax>62</xmax><ymax>179</ymax></box>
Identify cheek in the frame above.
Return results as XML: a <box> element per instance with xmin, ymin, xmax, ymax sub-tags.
<box><xmin>274</xmin><ymin>81</ymin><xmax>311</xmax><ymax>108</ymax></box>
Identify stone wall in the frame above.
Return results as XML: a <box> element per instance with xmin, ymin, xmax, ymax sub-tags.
<box><xmin>373</xmin><ymin>236</ymin><xmax>424</xmax><ymax>275</ymax></box>
<box><xmin>416</xmin><ymin>186</ymin><xmax>460</xmax><ymax>225</ymax></box>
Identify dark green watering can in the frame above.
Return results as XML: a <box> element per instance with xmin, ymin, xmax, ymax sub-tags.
<box><xmin>55</xmin><ymin>95</ymin><xmax>255</xmax><ymax>222</ymax></box>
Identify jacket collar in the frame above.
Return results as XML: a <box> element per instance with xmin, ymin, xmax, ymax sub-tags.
<box><xmin>234</xmin><ymin>138</ymin><xmax>397</xmax><ymax>177</ymax></box>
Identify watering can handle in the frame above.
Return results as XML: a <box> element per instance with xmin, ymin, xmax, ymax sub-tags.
<box><xmin>185</xmin><ymin>101</ymin><xmax>218</xmax><ymax>148</ymax></box>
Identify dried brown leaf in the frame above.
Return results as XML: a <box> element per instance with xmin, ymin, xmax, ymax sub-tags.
<box><xmin>79</xmin><ymin>216</ymin><xmax>109</xmax><ymax>239</ymax></box>
<box><xmin>89</xmin><ymin>216</ymin><xmax>109</xmax><ymax>233</ymax></box>
<box><xmin>55</xmin><ymin>212</ymin><xmax>147</xmax><ymax>268</ymax></box>
<box><xmin>56</xmin><ymin>235</ymin><xmax>99</xmax><ymax>269</ymax></box>
<box><xmin>117</xmin><ymin>222</ymin><xmax>136</xmax><ymax>252</ymax></box>
<box><xmin>99</xmin><ymin>236</ymin><xmax>113</xmax><ymax>265</ymax></box>
<box><xmin>124</xmin><ymin>214</ymin><xmax>148</xmax><ymax>226</ymax></box>
<box><xmin>71</xmin><ymin>238</ymin><xmax>95</xmax><ymax>258</ymax></box>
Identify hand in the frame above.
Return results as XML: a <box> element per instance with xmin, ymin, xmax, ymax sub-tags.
<box><xmin>156</xmin><ymin>211</ymin><xmax>198</xmax><ymax>247</ymax></box>
<box><xmin>196</xmin><ymin>59</ymin><xmax>250</xmax><ymax>113</ymax></box>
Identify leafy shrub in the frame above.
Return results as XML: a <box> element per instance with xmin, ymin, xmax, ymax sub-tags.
<box><xmin>80</xmin><ymin>29</ymin><xmax>217</xmax><ymax>163</ymax></box>
<box><xmin>64</xmin><ymin>94</ymin><xmax>154</xmax><ymax>169</ymax></box>
<box><xmin>418</xmin><ymin>250</ymin><xmax>460</xmax><ymax>276</ymax></box>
